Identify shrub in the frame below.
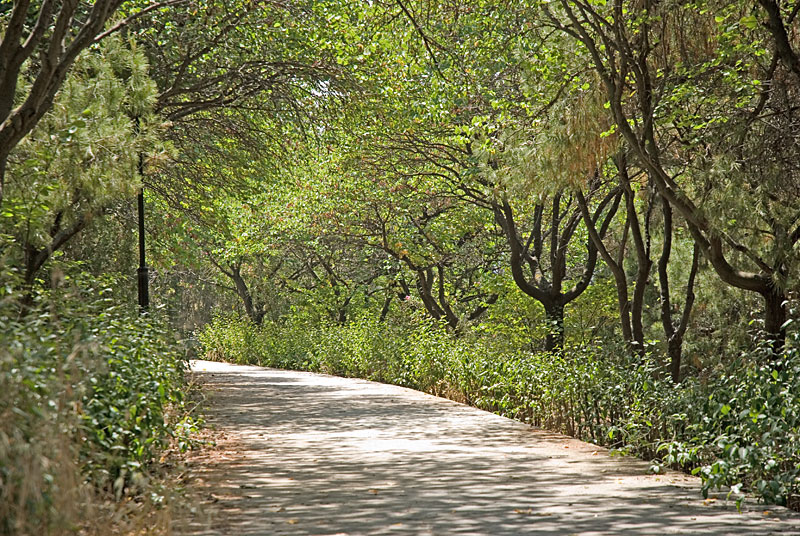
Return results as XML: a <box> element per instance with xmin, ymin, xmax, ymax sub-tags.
<box><xmin>0</xmin><ymin>270</ymin><xmax>198</xmax><ymax>534</ymax></box>
<box><xmin>659</xmin><ymin>333</ymin><xmax>800</xmax><ymax>508</ymax></box>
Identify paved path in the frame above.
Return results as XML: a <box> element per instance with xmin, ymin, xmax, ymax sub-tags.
<box><xmin>182</xmin><ymin>360</ymin><xmax>800</xmax><ymax>535</ymax></box>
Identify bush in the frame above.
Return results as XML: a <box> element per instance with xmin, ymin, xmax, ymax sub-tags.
<box><xmin>659</xmin><ymin>334</ymin><xmax>800</xmax><ymax>508</ymax></box>
<box><xmin>0</xmin><ymin>270</ymin><xmax>197</xmax><ymax>534</ymax></box>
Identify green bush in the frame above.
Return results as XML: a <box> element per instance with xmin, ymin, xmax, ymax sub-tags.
<box><xmin>0</xmin><ymin>270</ymin><xmax>197</xmax><ymax>534</ymax></box>
<box><xmin>659</xmin><ymin>334</ymin><xmax>800</xmax><ymax>508</ymax></box>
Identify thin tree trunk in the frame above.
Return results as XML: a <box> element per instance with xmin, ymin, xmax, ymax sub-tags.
<box><xmin>230</xmin><ymin>264</ymin><xmax>263</xmax><ymax>325</ymax></box>
<box><xmin>0</xmin><ymin>154</ymin><xmax>7</xmax><ymax>209</ymax></box>
<box><xmin>576</xmin><ymin>188</ymin><xmax>636</xmax><ymax>347</ymax></box>
<box><xmin>378</xmin><ymin>292</ymin><xmax>393</xmax><ymax>323</ymax></box>
<box><xmin>658</xmin><ymin>198</ymin><xmax>700</xmax><ymax>383</ymax></box>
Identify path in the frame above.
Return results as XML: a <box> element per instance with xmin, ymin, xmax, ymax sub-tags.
<box><xmin>181</xmin><ymin>360</ymin><xmax>800</xmax><ymax>535</ymax></box>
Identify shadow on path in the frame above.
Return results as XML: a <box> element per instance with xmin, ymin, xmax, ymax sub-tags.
<box><xmin>180</xmin><ymin>361</ymin><xmax>800</xmax><ymax>536</ymax></box>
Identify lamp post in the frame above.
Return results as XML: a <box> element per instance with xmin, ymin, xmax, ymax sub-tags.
<box><xmin>135</xmin><ymin>116</ymin><xmax>149</xmax><ymax>312</ymax></box>
<box><xmin>137</xmin><ymin>184</ymin><xmax>150</xmax><ymax>311</ymax></box>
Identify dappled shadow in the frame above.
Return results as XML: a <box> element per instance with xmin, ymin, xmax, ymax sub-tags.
<box><xmin>180</xmin><ymin>362</ymin><xmax>800</xmax><ymax>535</ymax></box>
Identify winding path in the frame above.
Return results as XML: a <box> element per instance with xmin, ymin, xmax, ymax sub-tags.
<box><xmin>181</xmin><ymin>360</ymin><xmax>800</xmax><ymax>535</ymax></box>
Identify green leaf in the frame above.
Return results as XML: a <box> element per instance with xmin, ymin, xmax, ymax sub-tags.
<box><xmin>739</xmin><ymin>15</ymin><xmax>758</xmax><ymax>29</ymax></box>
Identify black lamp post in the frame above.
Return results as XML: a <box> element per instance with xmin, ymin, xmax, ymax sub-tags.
<box><xmin>137</xmin><ymin>184</ymin><xmax>149</xmax><ymax>311</ymax></box>
<box><xmin>135</xmin><ymin>116</ymin><xmax>149</xmax><ymax>312</ymax></box>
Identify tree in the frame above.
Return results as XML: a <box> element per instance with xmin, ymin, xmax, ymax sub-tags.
<box><xmin>0</xmin><ymin>0</ymin><xmax>179</xmax><ymax>207</ymax></box>
<box><xmin>493</xmin><ymin>184</ymin><xmax>620</xmax><ymax>351</ymax></box>
<box><xmin>2</xmin><ymin>36</ymin><xmax>162</xmax><ymax>290</ymax></box>
<box><xmin>348</xmin><ymin>163</ymin><xmax>503</xmax><ymax>332</ymax></box>
<box><xmin>548</xmin><ymin>0</ymin><xmax>800</xmax><ymax>350</ymax></box>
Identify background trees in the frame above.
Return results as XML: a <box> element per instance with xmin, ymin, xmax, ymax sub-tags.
<box><xmin>548</xmin><ymin>0</ymin><xmax>799</xmax><ymax>349</ymax></box>
<box><xmin>4</xmin><ymin>0</ymin><xmax>796</xmax><ymax>384</ymax></box>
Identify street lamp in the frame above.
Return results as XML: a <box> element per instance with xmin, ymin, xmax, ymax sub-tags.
<box><xmin>135</xmin><ymin>116</ymin><xmax>149</xmax><ymax>312</ymax></box>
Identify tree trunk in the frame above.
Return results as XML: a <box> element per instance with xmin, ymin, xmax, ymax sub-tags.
<box><xmin>231</xmin><ymin>265</ymin><xmax>263</xmax><ymax>325</ymax></box>
<box><xmin>0</xmin><ymin>153</ymin><xmax>7</xmax><ymax>209</ymax></box>
<box><xmin>544</xmin><ymin>301</ymin><xmax>565</xmax><ymax>352</ymax></box>
<box><xmin>21</xmin><ymin>212</ymin><xmax>90</xmax><ymax>287</ymax></box>
<box><xmin>576</xmin><ymin>188</ymin><xmax>636</xmax><ymax>348</ymax></box>
<box><xmin>658</xmin><ymin>199</ymin><xmax>699</xmax><ymax>384</ymax></box>
<box><xmin>763</xmin><ymin>287</ymin><xmax>787</xmax><ymax>353</ymax></box>
<box><xmin>667</xmin><ymin>337</ymin><xmax>683</xmax><ymax>384</ymax></box>
<box><xmin>378</xmin><ymin>293</ymin><xmax>392</xmax><ymax>323</ymax></box>
<box><xmin>615</xmin><ymin>285</ymin><xmax>633</xmax><ymax>344</ymax></box>
<box><xmin>337</xmin><ymin>296</ymin><xmax>352</xmax><ymax>325</ymax></box>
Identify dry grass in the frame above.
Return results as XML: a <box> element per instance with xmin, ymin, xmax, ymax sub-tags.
<box><xmin>0</xmin><ymin>365</ymin><xmax>204</xmax><ymax>536</ymax></box>
<box><xmin>0</xmin><ymin>421</ymin><xmax>180</xmax><ymax>536</ymax></box>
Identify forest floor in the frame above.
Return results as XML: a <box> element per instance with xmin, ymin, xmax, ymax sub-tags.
<box><xmin>177</xmin><ymin>360</ymin><xmax>800</xmax><ymax>535</ymax></box>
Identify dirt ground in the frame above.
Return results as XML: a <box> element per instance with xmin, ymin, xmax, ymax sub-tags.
<box><xmin>177</xmin><ymin>360</ymin><xmax>800</xmax><ymax>535</ymax></box>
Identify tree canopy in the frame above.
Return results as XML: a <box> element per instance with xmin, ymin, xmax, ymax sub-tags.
<box><xmin>3</xmin><ymin>0</ymin><xmax>800</xmax><ymax>520</ymax></box>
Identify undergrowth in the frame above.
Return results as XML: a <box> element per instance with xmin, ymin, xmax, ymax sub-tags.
<box><xmin>0</xmin><ymin>268</ymin><xmax>199</xmax><ymax>535</ymax></box>
<box><xmin>198</xmin><ymin>312</ymin><xmax>800</xmax><ymax>510</ymax></box>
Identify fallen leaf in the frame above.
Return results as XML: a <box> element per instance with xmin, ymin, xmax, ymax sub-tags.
<box><xmin>368</xmin><ymin>489</ymin><xmax>379</xmax><ymax>494</ymax></box>
<box><xmin>514</xmin><ymin>508</ymin><xmax>533</xmax><ymax>515</ymax></box>
<box><xmin>287</xmin><ymin>519</ymin><xmax>298</xmax><ymax>525</ymax></box>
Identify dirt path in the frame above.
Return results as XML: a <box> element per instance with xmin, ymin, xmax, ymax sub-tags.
<box><xmin>180</xmin><ymin>360</ymin><xmax>800</xmax><ymax>535</ymax></box>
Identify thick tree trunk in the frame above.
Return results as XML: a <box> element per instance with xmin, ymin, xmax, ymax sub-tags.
<box><xmin>544</xmin><ymin>301</ymin><xmax>565</xmax><ymax>352</ymax></box>
<box><xmin>763</xmin><ymin>287</ymin><xmax>787</xmax><ymax>353</ymax></box>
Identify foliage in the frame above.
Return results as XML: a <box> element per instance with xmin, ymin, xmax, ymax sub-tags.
<box><xmin>2</xmin><ymin>35</ymin><xmax>164</xmax><ymax>285</ymax></box>
<box><xmin>4</xmin><ymin>0</ymin><xmax>800</xmax><ymax>523</ymax></box>
<box><xmin>0</xmin><ymin>266</ymin><xmax>198</xmax><ymax>534</ymax></box>
<box><xmin>660</xmin><ymin>331</ymin><xmax>800</xmax><ymax>509</ymax></box>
